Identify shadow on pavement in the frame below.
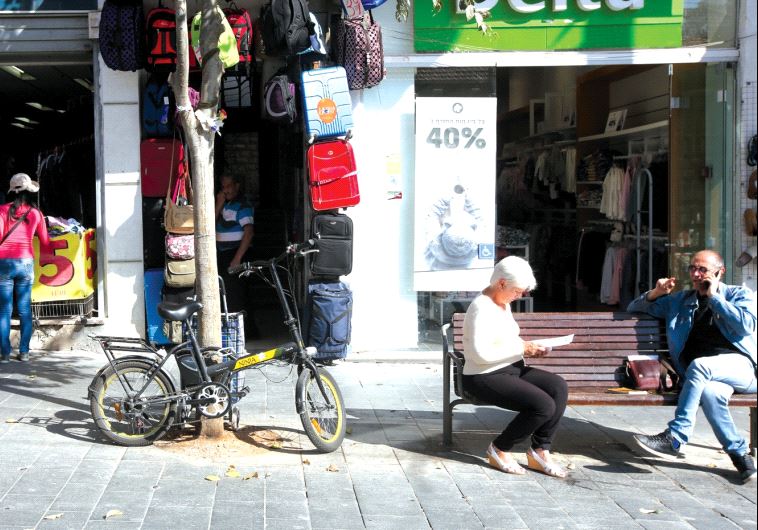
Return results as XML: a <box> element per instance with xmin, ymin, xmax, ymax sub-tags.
<box><xmin>343</xmin><ymin>406</ymin><xmax>747</xmax><ymax>485</ymax></box>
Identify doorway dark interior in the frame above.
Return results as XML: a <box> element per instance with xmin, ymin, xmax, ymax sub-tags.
<box><xmin>0</xmin><ymin>63</ymin><xmax>96</xmax><ymax>227</ymax></box>
<box><xmin>215</xmin><ymin>78</ymin><xmax>303</xmax><ymax>342</ymax></box>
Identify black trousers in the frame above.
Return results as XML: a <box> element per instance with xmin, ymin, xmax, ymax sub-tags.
<box><xmin>463</xmin><ymin>361</ymin><xmax>568</xmax><ymax>451</ymax></box>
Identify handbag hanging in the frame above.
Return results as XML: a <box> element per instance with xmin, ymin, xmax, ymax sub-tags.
<box><xmin>165</xmin><ymin>232</ymin><xmax>194</xmax><ymax>260</ymax></box>
<box><xmin>164</xmin><ymin>257</ymin><xmax>196</xmax><ymax>288</ymax></box>
<box><xmin>164</xmin><ymin>171</ymin><xmax>194</xmax><ymax>235</ymax></box>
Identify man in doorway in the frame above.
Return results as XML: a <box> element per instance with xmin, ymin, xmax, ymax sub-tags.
<box><xmin>216</xmin><ymin>174</ymin><xmax>254</xmax><ymax>318</ymax></box>
<box><xmin>627</xmin><ymin>250</ymin><xmax>757</xmax><ymax>483</ymax></box>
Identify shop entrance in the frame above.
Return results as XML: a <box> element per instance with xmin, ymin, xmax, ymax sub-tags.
<box><xmin>0</xmin><ymin>62</ymin><xmax>97</xmax><ymax>321</ymax></box>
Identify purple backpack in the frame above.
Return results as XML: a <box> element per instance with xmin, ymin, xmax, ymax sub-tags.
<box><xmin>334</xmin><ymin>12</ymin><xmax>384</xmax><ymax>90</ymax></box>
<box><xmin>99</xmin><ymin>0</ymin><xmax>145</xmax><ymax>72</ymax></box>
<box><xmin>263</xmin><ymin>73</ymin><xmax>297</xmax><ymax>123</ymax></box>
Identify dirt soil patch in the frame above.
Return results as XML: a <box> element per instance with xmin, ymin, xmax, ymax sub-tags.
<box><xmin>154</xmin><ymin>424</ymin><xmax>302</xmax><ymax>463</ymax></box>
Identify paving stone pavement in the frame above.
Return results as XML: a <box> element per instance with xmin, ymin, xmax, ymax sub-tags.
<box><xmin>0</xmin><ymin>348</ymin><xmax>755</xmax><ymax>529</ymax></box>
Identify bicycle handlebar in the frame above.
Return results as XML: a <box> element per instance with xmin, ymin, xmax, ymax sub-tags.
<box><xmin>228</xmin><ymin>239</ymin><xmax>318</xmax><ymax>276</ymax></box>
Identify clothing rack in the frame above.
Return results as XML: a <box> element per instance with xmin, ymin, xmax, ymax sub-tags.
<box><xmin>623</xmin><ymin>234</ymin><xmax>667</xmax><ymax>241</ymax></box>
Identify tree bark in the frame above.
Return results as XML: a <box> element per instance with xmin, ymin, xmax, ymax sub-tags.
<box><xmin>173</xmin><ymin>0</ymin><xmax>225</xmax><ymax>438</ymax></box>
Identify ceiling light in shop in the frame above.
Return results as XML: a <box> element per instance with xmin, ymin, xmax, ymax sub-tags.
<box><xmin>10</xmin><ymin>122</ymin><xmax>33</xmax><ymax>130</ymax></box>
<box><xmin>0</xmin><ymin>65</ymin><xmax>36</xmax><ymax>81</ymax></box>
<box><xmin>74</xmin><ymin>78</ymin><xmax>94</xmax><ymax>92</ymax></box>
<box><xmin>26</xmin><ymin>102</ymin><xmax>55</xmax><ymax>111</ymax></box>
<box><xmin>14</xmin><ymin>116</ymin><xmax>39</xmax><ymax>125</ymax></box>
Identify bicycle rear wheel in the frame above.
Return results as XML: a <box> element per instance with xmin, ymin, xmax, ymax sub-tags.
<box><xmin>89</xmin><ymin>360</ymin><xmax>176</xmax><ymax>446</ymax></box>
<box><xmin>296</xmin><ymin>367</ymin><xmax>346</xmax><ymax>452</ymax></box>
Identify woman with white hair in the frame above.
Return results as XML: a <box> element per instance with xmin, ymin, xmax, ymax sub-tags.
<box><xmin>0</xmin><ymin>173</ymin><xmax>50</xmax><ymax>364</ymax></box>
<box><xmin>463</xmin><ymin>256</ymin><xmax>569</xmax><ymax>478</ymax></box>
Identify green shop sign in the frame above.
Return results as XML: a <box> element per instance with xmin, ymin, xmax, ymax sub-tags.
<box><xmin>414</xmin><ymin>0</ymin><xmax>683</xmax><ymax>52</ymax></box>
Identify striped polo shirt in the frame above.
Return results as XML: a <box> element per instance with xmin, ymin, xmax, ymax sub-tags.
<box><xmin>216</xmin><ymin>200</ymin><xmax>254</xmax><ymax>252</ymax></box>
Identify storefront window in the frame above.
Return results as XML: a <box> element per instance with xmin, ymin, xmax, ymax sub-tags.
<box><xmin>682</xmin><ymin>0</ymin><xmax>737</xmax><ymax>48</ymax></box>
<box><xmin>417</xmin><ymin>62</ymin><xmax>736</xmax><ymax>343</ymax></box>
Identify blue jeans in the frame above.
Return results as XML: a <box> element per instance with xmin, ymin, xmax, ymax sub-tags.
<box><xmin>669</xmin><ymin>354</ymin><xmax>758</xmax><ymax>455</ymax></box>
<box><xmin>0</xmin><ymin>258</ymin><xmax>35</xmax><ymax>357</ymax></box>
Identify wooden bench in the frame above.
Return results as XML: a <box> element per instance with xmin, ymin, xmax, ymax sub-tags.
<box><xmin>442</xmin><ymin>312</ymin><xmax>757</xmax><ymax>452</ymax></box>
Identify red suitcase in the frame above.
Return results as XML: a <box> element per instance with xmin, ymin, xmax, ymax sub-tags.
<box><xmin>307</xmin><ymin>139</ymin><xmax>359</xmax><ymax>211</ymax></box>
<box><xmin>140</xmin><ymin>138</ymin><xmax>184</xmax><ymax>197</ymax></box>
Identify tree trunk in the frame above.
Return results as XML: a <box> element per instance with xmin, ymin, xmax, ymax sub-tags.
<box><xmin>173</xmin><ymin>0</ymin><xmax>226</xmax><ymax>438</ymax></box>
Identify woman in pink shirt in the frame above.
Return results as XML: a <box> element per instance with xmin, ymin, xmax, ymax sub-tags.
<box><xmin>0</xmin><ymin>173</ymin><xmax>50</xmax><ymax>363</ymax></box>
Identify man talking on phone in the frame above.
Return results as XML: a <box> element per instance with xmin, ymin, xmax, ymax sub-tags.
<box><xmin>627</xmin><ymin>250</ymin><xmax>757</xmax><ymax>483</ymax></box>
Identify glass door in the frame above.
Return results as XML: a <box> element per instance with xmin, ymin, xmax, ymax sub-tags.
<box><xmin>669</xmin><ymin>63</ymin><xmax>735</xmax><ymax>288</ymax></box>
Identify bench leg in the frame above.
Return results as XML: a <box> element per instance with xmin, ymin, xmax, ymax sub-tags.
<box><xmin>443</xmin><ymin>349</ymin><xmax>454</xmax><ymax>447</ymax></box>
<box><xmin>751</xmin><ymin>407</ymin><xmax>757</xmax><ymax>457</ymax></box>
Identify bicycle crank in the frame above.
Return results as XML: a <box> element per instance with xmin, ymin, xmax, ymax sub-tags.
<box><xmin>193</xmin><ymin>383</ymin><xmax>232</xmax><ymax>419</ymax></box>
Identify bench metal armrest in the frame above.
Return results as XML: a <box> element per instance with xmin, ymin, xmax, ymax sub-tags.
<box><xmin>442</xmin><ymin>322</ymin><xmax>467</xmax><ymax>398</ymax></box>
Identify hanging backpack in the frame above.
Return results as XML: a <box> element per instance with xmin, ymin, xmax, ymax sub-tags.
<box><xmin>263</xmin><ymin>71</ymin><xmax>297</xmax><ymax>123</ymax></box>
<box><xmin>145</xmin><ymin>2</ymin><xmax>177</xmax><ymax>73</ymax></box>
<box><xmin>99</xmin><ymin>0</ymin><xmax>145</xmax><ymax>72</ymax></box>
<box><xmin>304</xmin><ymin>281</ymin><xmax>353</xmax><ymax>361</ymax></box>
<box><xmin>335</xmin><ymin>11</ymin><xmax>385</xmax><ymax>90</ymax></box>
<box><xmin>223</xmin><ymin>5</ymin><xmax>255</xmax><ymax>65</ymax></box>
<box><xmin>190</xmin><ymin>7</ymin><xmax>240</xmax><ymax>70</ymax></box>
<box><xmin>261</xmin><ymin>0</ymin><xmax>314</xmax><ymax>56</ymax></box>
<box><xmin>142</xmin><ymin>74</ymin><xmax>174</xmax><ymax>138</ymax></box>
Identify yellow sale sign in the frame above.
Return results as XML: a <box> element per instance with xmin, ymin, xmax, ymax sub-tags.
<box><xmin>32</xmin><ymin>229</ymin><xmax>97</xmax><ymax>302</ymax></box>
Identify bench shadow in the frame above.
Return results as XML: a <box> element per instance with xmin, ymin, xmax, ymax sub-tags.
<box><xmin>344</xmin><ymin>406</ymin><xmax>749</xmax><ymax>486</ymax></box>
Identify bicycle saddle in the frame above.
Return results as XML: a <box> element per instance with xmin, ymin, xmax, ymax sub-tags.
<box><xmin>157</xmin><ymin>301</ymin><xmax>203</xmax><ymax>322</ymax></box>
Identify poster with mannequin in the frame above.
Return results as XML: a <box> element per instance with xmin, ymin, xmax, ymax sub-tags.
<box><xmin>414</xmin><ymin>97</ymin><xmax>496</xmax><ymax>291</ymax></box>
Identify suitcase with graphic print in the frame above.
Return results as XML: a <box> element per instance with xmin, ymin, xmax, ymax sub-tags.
<box><xmin>300</xmin><ymin>66</ymin><xmax>354</xmax><ymax>142</ymax></box>
<box><xmin>307</xmin><ymin>139</ymin><xmax>359</xmax><ymax>210</ymax></box>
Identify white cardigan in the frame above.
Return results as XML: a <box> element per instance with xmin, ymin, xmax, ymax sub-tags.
<box><xmin>462</xmin><ymin>294</ymin><xmax>525</xmax><ymax>375</ymax></box>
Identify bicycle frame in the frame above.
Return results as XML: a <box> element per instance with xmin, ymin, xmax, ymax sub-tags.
<box><xmin>92</xmin><ymin>242</ymin><xmax>334</xmax><ymax>416</ymax></box>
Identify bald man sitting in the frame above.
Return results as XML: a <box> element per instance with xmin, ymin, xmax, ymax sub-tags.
<box><xmin>627</xmin><ymin>250</ymin><xmax>757</xmax><ymax>483</ymax></box>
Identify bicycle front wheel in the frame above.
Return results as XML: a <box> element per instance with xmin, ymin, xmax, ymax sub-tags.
<box><xmin>296</xmin><ymin>367</ymin><xmax>346</xmax><ymax>452</ymax></box>
<box><xmin>89</xmin><ymin>360</ymin><xmax>176</xmax><ymax>446</ymax></box>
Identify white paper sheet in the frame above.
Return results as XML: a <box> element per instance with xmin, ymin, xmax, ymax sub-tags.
<box><xmin>531</xmin><ymin>334</ymin><xmax>574</xmax><ymax>348</ymax></box>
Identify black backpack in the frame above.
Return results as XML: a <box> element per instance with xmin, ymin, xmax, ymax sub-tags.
<box><xmin>261</xmin><ymin>0</ymin><xmax>314</xmax><ymax>56</ymax></box>
<box><xmin>99</xmin><ymin>0</ymin><xmax>145</xmax><ymax>72</ymax></box>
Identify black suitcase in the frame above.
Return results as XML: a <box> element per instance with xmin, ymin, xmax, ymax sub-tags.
<box><xmin>142</xmin><ymin>196</ymin><xmax>166</xmax><ymax>269</ymax></box>
<box><xmin>311</xmin><ymin>212</ymin><xmax>353</xmax><ymax>277</ymax></box>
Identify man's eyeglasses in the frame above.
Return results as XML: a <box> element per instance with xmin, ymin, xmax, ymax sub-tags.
<box><xmin>688</xmin><ymin>265</ymin><xmax>718</xmax><ymax>275</ymax></box>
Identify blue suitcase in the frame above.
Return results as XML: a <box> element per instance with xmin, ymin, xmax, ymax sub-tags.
<box><xmin>145</xmin><ymin>268</ymin><xmax>171</xmax><ymax>345</ymax></box>
<box><xmin>300</xmin><ymin>66</ymin><xmax>354</xmax><ymax>142</ymax></box>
